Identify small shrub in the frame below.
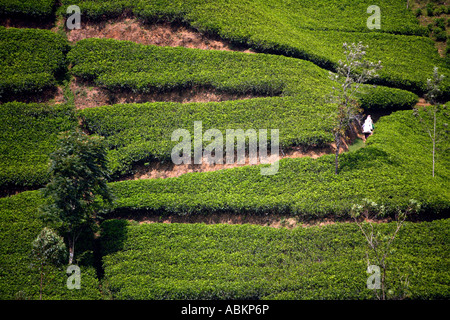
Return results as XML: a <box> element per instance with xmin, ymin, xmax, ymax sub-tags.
<box><xmin>434</xmin><ymin>5</ymin><xmax>447</xmax><ymax>16</ymax></box>
<box><xmin>434</xmin><ymin>17</ymin><xmax>446</xmax><ymax>30</ymax></box>
<box><xmin>426</xmin><ymin>3</ymin><xmax>435</xmax><ymax>16</ymax></box>
<box><xmin>433</xmin><ymin>27</ymin><xmax>447</xmax><ymax>41</ymax></box>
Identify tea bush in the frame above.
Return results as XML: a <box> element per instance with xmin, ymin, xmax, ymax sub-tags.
<box><xmin>0</xmin><ymin>0</ymin><xmax>56</xmax><ymax>19</ymax></box>
<box><xmin>0</xmin><ymin>102</ymin><xmax>77</xmax><ymax>191</ymax></box>
<box><xmin>108</xmin><ymin>109</ymin><xmax>450</xmax><ymax>218</ymax></box>
<box><xmin>69</xmin><ymin>37</ymin><xmax>418</xmax><ymax>106</ymax></box>
<box><xmin>100</xmin><ymin>219</ymin><xmax>450</xmax><ymax>299</ymax></box>
<box><xmin>0</xmin><ymin>191</ymin><xmax>101</xmax><ymax>300</ymax></box>
<box><xmin>60</xmin><ymin>0</ymin><xmax>448</xmax><ymax>97</ymax></box>
<box><xmin>79</xmin><ymin>97</ymin><xmax>336</xmax><ymax>178</ymax></box>
<box><xmin>0</xmin><ymin>27</ymin><xmax>69</xmax><ymax>101</ymax></box>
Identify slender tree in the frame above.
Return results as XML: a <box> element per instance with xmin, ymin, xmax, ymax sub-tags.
<box><xmin>40</xmin><ymin>129</ymin><xmax>113</xmax><ymax>264</ymax></box>
<box><xmin>30</xmin><ymin>227</ymin><xmax>67</xmax><ymax>300</ymax></box>
<box><xmin>329</xmin><ymin>42</ymin><xmax>382</xmax><ymax>174</ymax></box>
<box><xmin>350</xmin><ymin>199</ymin><xmax>421</xmax><ymax>300</ymax></box>
<box><xmin>413</xmin><ymin>66</ymin><xmax>448</xmax><ymax>178</ymax></box>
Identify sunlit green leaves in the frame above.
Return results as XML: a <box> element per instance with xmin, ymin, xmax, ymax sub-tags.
<box><xmin>100</xmin><ymin>219</ymin><xmax>450</xmax><ymax>299</ymax></box>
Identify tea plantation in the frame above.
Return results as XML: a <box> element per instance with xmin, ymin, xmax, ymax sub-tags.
<box><xmin>0</xmin><ymin>102</ymin><xmax>77</xmax><ymax>192</ymax></box>
<box><xmin>0</xmin><ymin>0</ymin><xmax>449</xmax><ymax>302</ymax></box>
<box><xmin>58</xmin><ymin>0</ymin><xmax>450</xmax><ymax>96</ymax></box>
<box><xmin>0</xmin><ymin>27</ymin><xmax>69</xmax><ymax>101</ymax></box>
<box><xmin>100</xmin><ymin>220</ymin><xmax>450</xmax><ymax>300</ymax></box>
<box><xmin>108</xmin><ymin>109</ymin><xmax>450</xmax><ymax>218</ymax></box>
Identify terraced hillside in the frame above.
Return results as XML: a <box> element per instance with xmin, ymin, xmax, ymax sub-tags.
<box><xmin>0</xmin><ymin>0</ymin><xmax>449</xmax><ymax>302</ymax></box>
<box><xmin>57</xmin><ymin>0</ymin><xmax>450</xmax><ymax>96</ymax></box>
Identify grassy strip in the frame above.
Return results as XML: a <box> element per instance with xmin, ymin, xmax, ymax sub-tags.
<box><xmin>107</xmin><ymin>109</ymin><xmax>450</xmax><ymax>218</ymax></box>
<box><xmin>0</xmin><ymin>191</ymin><xmax>101</xmax><ymax>300</ymax></box>
<box><xmin>0</xmin><ymin>27</ymin><xmax>69</xmax><ymax>101</ymax></box>
<box><xmin>100</xmin><ymin>219</ymin><xmax>450</xmax><ymax>299</ymax></box>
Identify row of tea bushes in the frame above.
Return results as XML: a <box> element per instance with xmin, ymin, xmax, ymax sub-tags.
<box><xmin>108</xmin><ymin>109</ymin><xmax>450</xmax><ymax>218</ymax></box>
<box><xmin>100</xmin><ymin>219</ymin><xmax>450</xmax><ymax>299</ymax></box>
<box><xmin>60</xmin><ymin>0</ymin><xmax>449</xmax><ymax>97</ymax></box>
<box><xmin>0</xmin><ymin>0</ymin><xmax>57</xmax><ymax>19</ymax></box>
<box><xmin>0</xmin><ymin>191</ymin><xmax>101</xmax><ymax>299</ymax></box>
<box><xmin>79</xmin><ymin>97</ymin><xmax>337</xmax><ymax>178</ymax></box>
<box><xmin>0</xmin><ymin>102</ymin><xmax>77</xmax><ymax>191</ymax></box>
<box><xmin>0</xmin><ymin>27</ymin><xmax>69</xmax><ymax>101</ymax></box>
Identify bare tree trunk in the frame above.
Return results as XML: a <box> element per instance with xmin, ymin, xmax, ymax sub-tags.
<box><xmin>68</xmin><ymin>237</ymin><xmax>74</xmax><ymax>265</ymax></box>
<box><xmin>432</xmin><ymin>107</ymin><xmax>436</xmax><ymax>177</ymax></box>
<box><xmin>381</xmin><ymin>261</ymin><xmax>387</xmax><ymax>300</ymax></box>
<box><xmin>335</xmin><ymin>133</ymin><xmax>341</xmax><ymax>175</ymax></box>
<box><xmin>39</xmin><ymin>266</ymin><xmax>43</xmax><ymax>300</ymax></box>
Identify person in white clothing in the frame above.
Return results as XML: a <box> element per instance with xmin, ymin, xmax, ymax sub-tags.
<box><xmin>362</xmin><ymin>115</ymin><xmax>373</xmax><ymax>141</ymax></box>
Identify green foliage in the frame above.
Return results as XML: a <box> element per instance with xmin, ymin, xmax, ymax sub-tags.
<box><xmin>67</xmin><ymin>37</ymin><xmax>331</xmax><ymax>98</ymax></box>
<box><xmin>79</xmin><ymin>97</ymin><xmax>336</xmax><ymax>178</ymax></box>
<box><xmin>0</xmin><ymin>0</ymin><xmax>56</xmax><ymax>19</ymax></box>
<box><xmin>40</xmin><ymin>129</ymin><xmax>113</xmax><ymax>263</ymax></box>
<box><xmin>426</xmin><ymin>3</ymin><xmax>435</xmax><ymax>17</ymax></box>
<box><xmin>0</xmin><ymin>191</ymin><xmax>101</xmax><ymax>300</ymax></box>
<box><xmin>71</xmin><ymin>38</ymin><xmax>417</xmax><ymax>178</ymax></box>
<box><xmin>0</xmin><ymin>27</ymin><xmax>69</xmax><ymax>101</ymax></box>
<box><xmin>100</xmin><ymin>219</ymin><xmax>450</xmax><ymax>299</ymax></box>
<box><xmin>61</xmin><ymin>0</ymin><xmax>448</xmax><ymax>97</ymax></box>
<box><xmin>58</xmin><ymin>0</ymin><xmax>132</xmax><ymax>20</ymax></box>
<box><xmin>31</xmin><ymin>227</ymin><xmax>67</xmax><ymax>299</ymax></box>
<box><xmin>107</xmin><ymin>109</ymin><xmax>450</xmax><ymax>218</ymax></box>
<box><xmin>69</xmin><ymin>37</ymin><xmax>417</xmax><ymax>105</ymax></box>
<box><xmin>31</xmin><ymin>227</ymin><xmax>67</xmax><ymax>267</ymax></box>
<box><xmin>60</xmin><ymin>0</ymin><xmax>424</xmax><ymax>35</ymax></box>
<box><xmin>350</xmin><ymin>198</ymin><xmax>422</xmax><ymax>299</ymax></box>
<box><xmin>433</xmin><ymin>27</ymin><xmax>447</xmax><ymax>41</ymax></box>
<box><xmin>0</xmin><ymin>102</ymin><xmax>77</xmax><ymax>191</ymax></box>
<box><xmin>434</xmin><ymin>17</ymin><xmax>446</xmax><ymax>30</ymax></box>
<box><xmin>358</xmin><ymin>86</ymin><xmax>419</xmax><ymax>110</ymax></box>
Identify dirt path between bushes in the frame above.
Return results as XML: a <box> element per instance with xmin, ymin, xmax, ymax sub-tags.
<box><xmin>63</xmin><ymin>17</ymin><xmax>255</xmax><ymax>53</ymax></box>
<box><xmin>70</xmin><ymin>78</ymin><xmax>273</xmax><ymax>109</ymax></box>
<box><xmin>112</xmin><ymin>211</ymin><xmax>393</xmax><ymax>229</ymax></box>
<box><xmin>119</xmin><ymin>143</ymin><xmax>351</xmax><ymax>181</ymax></box>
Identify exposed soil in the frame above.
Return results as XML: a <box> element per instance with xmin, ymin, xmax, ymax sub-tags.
<box><xmin>0</xmin><ymin>15</ymin><xmax>55</xmax><ymax>29</ymax></box>
<box><xmin>119</xmin><ymin>124</ymin><xmax>365</xmax><ymax>181</ymax></box>
<box><xmin>65</xmin><ymin>17</ymin><xmax>255</xmax><ymax>53</ymax></box>
<box><xmin>71</xmin><ymin>78</ymin><xmax>273</xmax><ymax>109</ymax></box>
<box><xmin>415</xmin><ymin>97</ymin><xmax>432</xmax><ymax>107</ymax></box>
<box><xmin>121</xmin><ymin>145</ymin><xmax>339</xmax><ymax>181</ymax></box>
<box><xmin>0</xmin><ymin>85</ymin><xmax>65</xmax><ymax>105</ymax></box>
<box><xmin>113</xmin><ymin>212</ymin><xmax>392</xmax><ymax>229</ymax></box>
